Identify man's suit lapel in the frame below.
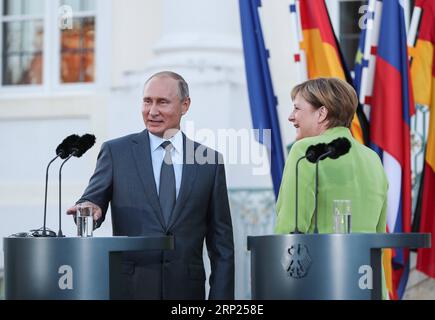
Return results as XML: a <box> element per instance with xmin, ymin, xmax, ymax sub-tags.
<box><xmin>131</xmin><ymin>130</ymin><xmax>166</xmax><ymax>229</ymax></box>
<box><xmin>167</xmin><ymin>134</ymin><xmax>197</xmax><ymax>229</ymax></box>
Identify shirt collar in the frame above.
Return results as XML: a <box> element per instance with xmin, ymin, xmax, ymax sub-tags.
<box><xmin>148</xmin><ymin>130</ymin><xmax>183</xmax><ymax>153</ymax></box>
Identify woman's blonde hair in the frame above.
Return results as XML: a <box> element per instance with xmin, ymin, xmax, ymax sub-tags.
<box><xmin>291</xmin><ymin>77</ymin><xmax>358</xmax><ymax>128</ymax></box>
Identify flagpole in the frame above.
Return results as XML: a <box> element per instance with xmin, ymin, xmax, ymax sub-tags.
<box><xmin>407</xmin><ymin>6</ymin><xmax>422</xmax><ymax>47</ymax></box>
<box><xmin>359</xmin><ymin>0</ymin><xmax>382</xmax><ymax>115</ymax></box>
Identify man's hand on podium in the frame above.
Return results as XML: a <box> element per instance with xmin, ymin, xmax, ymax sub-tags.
<box><xmin>67</xmin><ymin>201</ymin><xmax>102</xmax><ymax>222</ymax></box>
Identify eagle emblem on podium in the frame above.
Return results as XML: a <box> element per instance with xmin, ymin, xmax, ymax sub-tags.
<box><xmin>282</xmin><ymin>243</ymin><xmax>312</xmax><ymax>279</ymax></box>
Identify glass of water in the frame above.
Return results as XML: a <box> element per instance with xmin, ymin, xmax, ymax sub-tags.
<box><xmin>333</xmin><ymin>200</ymin><xmax>351</xmax><ymax>233</ymax></box>
<box><xmin>76</xmin><ymin>203</ymin><xmax>94</xmax><ymax>237</ymax></box>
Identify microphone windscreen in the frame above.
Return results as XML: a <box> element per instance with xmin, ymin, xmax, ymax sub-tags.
<box><xmin>73</xmin><ymin>134</ymin><xmax>96</xmax><ymax>157</ymax></box>
<box><xmin>328</xmin><ymin>137</ymin><xmax>351</xmax><ymax>159</ymax></box>
<box><xmin>56</xmin><ymin>134</ymin><xmax>80</xmax><ymax>159</ymax></box>
<box><xmin>306</xmin><ymin>143</ymin><xmax>327</xmax><ymax>163</ymax></box>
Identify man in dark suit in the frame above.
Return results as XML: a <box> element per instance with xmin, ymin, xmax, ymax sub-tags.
<box><xmin>67</xmin><ymin>71</ymin><xmax>234</xmax><ymax>299</ymax></box>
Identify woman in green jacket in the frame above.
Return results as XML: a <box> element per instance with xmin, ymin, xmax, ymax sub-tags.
<box><xmin>275</xmin><ymin>77</ymin><xmax>389</xmax><ymax>299</ymax></box>
<box><xmin>275</xmin><ymin>77</ymin><xmax>388</xmax><ymax>234</ymax></box>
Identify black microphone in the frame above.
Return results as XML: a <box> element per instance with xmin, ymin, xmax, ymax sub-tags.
<box><xmin>34</xmin><ymin>134</ymin><xmax>80</xmax><ymax>237</ymax></box>
<box><xmin>291</xmin><ymin>142</ymin><xmax>327</xmax><ymax>233</ymax></box>
<box><xmin>313</xmin><ymin>137</ymin><xmax>351</xmax><ymax>233</ymax></box>
<box><xmin>70</xmin><ymin>134</ymin><xmax>96</xmax><ymax>157</ymax></box>
<box><xmin>58</xmin><ymin>134</ymin><xmax>96</xmax><ymax>237</ymax></box>
<box><xmin>56</xmin><ymin>134</ymin><xmax>81</xmax><ymax>159</ymax></box>
<box><xmin>325</xmin><ymin>137</ymin><xmax>352</xmax><ymax>159</ymax></box>
<box><xmin>306</xmin><ymin>143</ymin><xmax>328</xmax><ymax>163</ymax></box>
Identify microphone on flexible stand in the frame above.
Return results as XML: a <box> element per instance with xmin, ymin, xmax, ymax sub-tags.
<box><xmin>58</xmin><ymin>134</ymin><xmax>96</xmax><ymax>237</ymax></box>
<box><xmin>32</xmin><ymin>134</ymin><xmax>80</xmax><ymax>237</ymax></box>
<box><xmin>292</xmin><ymin>143</ymin><xmax>327</xmax><ymax>233</ymax></box>
<box><xmin>310</xmin><ymin>137</ymin><xmax>351</xmax><ymax>234</ymax></box>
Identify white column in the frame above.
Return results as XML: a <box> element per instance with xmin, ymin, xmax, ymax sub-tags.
<box><xmin>157</xmin><ymin>0</ymin><xmax>241</xmax><ymax>54</ymax></box>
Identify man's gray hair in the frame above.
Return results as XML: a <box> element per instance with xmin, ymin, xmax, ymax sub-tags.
<box><xmin>145</xmin><ymin>71</ymin><xmax>190</xmax><ymax>101</ymax></box>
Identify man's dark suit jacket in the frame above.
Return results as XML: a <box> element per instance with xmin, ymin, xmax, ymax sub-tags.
<box><xmin>79</xmin><ymin>129</ymin><xmax>234</xmax><ymax>299</ymax></box>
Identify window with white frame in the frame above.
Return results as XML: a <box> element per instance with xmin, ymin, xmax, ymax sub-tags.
<box><xmin>1</xmin><ymin>0</ymin><xmax>45</xmax><ymax>85</ymax></box>
<box><xmin>0</xmin><ymin>0</ymin><xmax>98</xmax><ymax>89</ymax></box>
<box><xmin>59</xmin><ymin>0</ymin><xmax>96</xmax><ymax>84</ymax></box>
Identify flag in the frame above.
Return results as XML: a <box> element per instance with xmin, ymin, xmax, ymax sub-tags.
<box><xmin>298</xmin><ymin>0</ymin><xmax>369</xmax><ymax>145</ymax></box>
<box><xmin>353</xmin><ymin>0</ymin><xmax>382</xmax><ymax>111</ymax></box>
<box><xmin>353</xmin><ymin>1</ymin><xmax>396</xmax><ymax>299</ymax></box>
<box><xmin>370</xmin><ymin>0</ymin><xmax>415</xmax><ymax>299</ymax></box>
<box><xmin>239</xmin><ymin>0</ymin><xmax>285</xmax><ymax>197</ymax></box>
<box><xmin>411</xmin><ymin>0</ymin><xmax>435</xmax><ymax>279</ymax></box>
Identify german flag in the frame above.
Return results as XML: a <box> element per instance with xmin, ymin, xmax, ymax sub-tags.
<box><xmin>298</xmin><ymin>0</ymin><xmax>369</xmax><ymax>145</ymax></box>
<box><xmin>411</xmin><ymin>0</ymin><xmax>435</xmax><ymax>279</ymax></box>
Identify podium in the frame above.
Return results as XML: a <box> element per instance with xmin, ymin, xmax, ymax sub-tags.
<box><xmin>248</xmin><ymin>233</ymin><xmax>431</xmax><ymax>300</ymax></box>
<box><xmin>3</xmin><ymin>236</ymin><xmax>174</xmax><ymax>300</ymax></box>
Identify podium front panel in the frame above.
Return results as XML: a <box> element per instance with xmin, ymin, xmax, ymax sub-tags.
<box><xmin>3</xmin><ymin>236</ymin><xmax>173</xmax><ymax>300</ymax></box>
<box><xmin>248</xmin><ymin>233</ymin><xmax>430</xmax><ymax>300</ymax></box>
